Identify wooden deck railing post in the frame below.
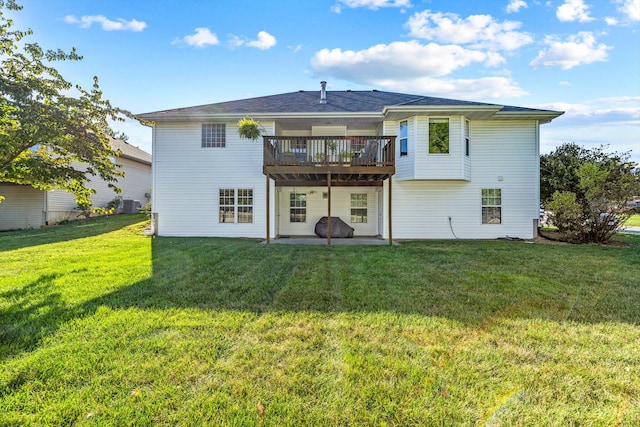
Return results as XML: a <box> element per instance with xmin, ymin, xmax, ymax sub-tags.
<box><xmin>327</xmin><ymin>171</ymin><xmax>331</xmax><ymax>245</ymax></box>
<box><xmin>388</xmin><ymin>176</ymin><xmax>393</xmax><ymax>245</ymax></box>
<box><xmin>266</xmin><ymin>173</ymin><xmax>270</xmax><ymax>244</ymax></box>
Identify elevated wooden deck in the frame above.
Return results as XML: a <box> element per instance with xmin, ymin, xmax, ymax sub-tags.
<box><xmin>263</xmin><ymin>136</ymin><xmax>395</xmax><ymax>186</ymax></box>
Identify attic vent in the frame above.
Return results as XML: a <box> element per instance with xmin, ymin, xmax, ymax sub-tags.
<box><xmin>320</xmin><ymin>81</ymin><xmax>327</xmax><ymax>104</ymax></box>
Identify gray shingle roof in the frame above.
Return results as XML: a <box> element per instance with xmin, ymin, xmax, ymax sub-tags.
<box><xmin>137</xmin><ymin>89</ymin><xmax>560</xmax><ymax>118</ymax></box>
<box><xmin>111</xmin><ymin>138</ymin><xmax>152</xmax><ymax>165</ymax></box>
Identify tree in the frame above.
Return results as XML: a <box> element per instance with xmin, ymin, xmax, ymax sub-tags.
<box><xmin>541</xmin><ymin>142</ymin><xmax>640</xmax><ymax>243</ymax></box>
<box><xmin>0</xmin><ymin>0</ymin><xmax>131</xmax><ymax>205</ymax></box>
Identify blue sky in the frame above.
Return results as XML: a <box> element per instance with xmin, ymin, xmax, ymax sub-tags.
<box><xmin>10</xmin><ymin>0</ymin><xmax>640</xmax><ymax>162</ymax></box>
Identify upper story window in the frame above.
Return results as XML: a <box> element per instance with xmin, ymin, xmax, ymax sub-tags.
<box><xmin>464</xmin><ymin>119</ymin><xmax>470</xmax><ymax>157</ymax></box>
<box><xmin>202</xmin><ymin>124</ymin><xmax>226</xmax><ymax>148</ymax></box>
<box><xmin>399</xmin><ymin>121</ymin><xmax>408</xmax><ymax>156</ymax></box>
<box><xmin>428</xmin><ymin>118</ymin><xmax>449</xmax><ymax>154</ymax></box>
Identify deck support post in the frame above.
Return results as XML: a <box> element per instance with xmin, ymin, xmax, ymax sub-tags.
<box><xmin>266</xmin><ymin>173</ymin><xmax>270</xmax><ymax>244</ymax></box>
<box><xmin>327</xmin><ymin>171</ymin><xmax>331</xmax><ymax>245</ymax></box>
<box><xmin>388</xmin><ymin>177</ymin><xmax>393</xmax><ymax>245</ymax></box>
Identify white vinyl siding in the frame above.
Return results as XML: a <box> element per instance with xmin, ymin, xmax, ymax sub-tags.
<box><xmin>381</xmin><ymin>120</ymin><xmax>539</xmax><ymax>239</ymax></box>
<box><xmin>278</xmin><ymin>186</ymin><xmax>378</xmax><ymax>236</ymax></box>
<box><xmin>46</xmin><ymin>156</ymin><xmax>151</xmax><ymax>224</ymax></box>
<box><xmin>153</xmin><ymin>121</ymin><xmax>274</xmax><ymax>237</ymax></box>
<box><xmin>0</xmin><ymin>184</ymin><xmax>43</xmax><ymax>230</ymax></box>
<box><xmin>0</xmin><ymin>154</ymin><xmax>151</xmax><ymax>230</ymax></box>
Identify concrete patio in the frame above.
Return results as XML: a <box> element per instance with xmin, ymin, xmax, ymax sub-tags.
<box><xmin>262</xmin><ymin>236</ymin><xmax>398</xmax><ymax>245</ymax></box>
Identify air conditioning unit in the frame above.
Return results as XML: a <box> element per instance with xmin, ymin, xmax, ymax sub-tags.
<box><xmin>122</xmin><ymin>199</ymin><xmax>141</xmax><ymax>214</ymax></box>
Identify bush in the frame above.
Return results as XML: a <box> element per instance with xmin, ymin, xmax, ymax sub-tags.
<box><xmin>541</xmin><ymin>143</ymin><xmax>640</xmax><ymax>243</ymax></box>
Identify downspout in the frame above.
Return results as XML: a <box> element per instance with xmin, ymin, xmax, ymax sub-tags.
<box><xmin>151</xmin><ymin>123</ymin><xmax>158</xmax><ymax>236</ymax></box>
<box><xmin>43</xmin><ymin>189</ymin><xmax>48</xmax><ymax>226</ymax></box>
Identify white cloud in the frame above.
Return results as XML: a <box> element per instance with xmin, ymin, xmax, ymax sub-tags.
<box><xmin>312</xmin><ymin>40</ymin><xmax>498</xmax><ymax>80</ymax></box>
<box><xmin>288</xmin><ymin>44</ymin><xmax>303</xmax><ymax>53</ymax></box>
<box><xmin>539</xmin><ymin>97</ymin><xmax>640</xmax><ymax>162</ymax></box>
<box><xmin>64</xmin><ymin>15</ymin><xmax>146</xmax><ymax>32</ymax></box>
<box><xmin>229</xmin><ymin>31</ymin><xmax>277</xmax><ymax>50</ymax></box>
<box><xmin>506</xmin><ymin>0</ymin><xmax>528</xmax><ymax>13</ymax></box>
<box><xmin>174</xmin><ymin>28</ymin><xmax>219</xmax><ymax>47</ymax></box>
<box><xmin>556</xmin><ymin>0</ymin><xmax>594</xmax><ymax>22</ymax></box>
<box><xmin>530</xmin><ymin>32</ymin><xmax>611</xmax><ymax>70</ymax></box>
<box><xmin>246</xmin><ymin>31</ymin><xmax>277</xmax><ymax>50</ymax></box>
<box><xmin>311</xmin><ymin>40</ymin><xmax>527</xmax><ymax>99</ymax></box>
<box><xmin>406</xmin><ymin>11</ymin><xmax>533</xmax><ymax>51</ymax></box>
<box><xmin>617</xmin><ymin>0</ymin><xmax>640</xmax><ymax>21</ymax></box>
<box><xmin>332</xmin><ymin>0</ymin><xmax>411</xmax><ymax>12</ymax></box>
<box><xmin>605</xmin><ymin>16</ymin><xmax>619</xmax><ymax>25</ymax></box>
<box><xmin>536</xmin><ymin>98</ymin><xmax>640</xmax><ymax>125</ymax></box>
<box><xmin>370</xmin><ymin>76</ymin><xmax>528</xmax><ymax>99</ymax></box>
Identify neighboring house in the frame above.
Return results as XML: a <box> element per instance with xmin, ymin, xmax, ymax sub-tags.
<box><xmin>137</xmin><ymin>82</ymin><xmax>563</xmax><ymax>241</ymax></box>
<box><xmin>0</xmin><ymin>139</ymin><xmax>152</xmax><ymax>231</ymax></box>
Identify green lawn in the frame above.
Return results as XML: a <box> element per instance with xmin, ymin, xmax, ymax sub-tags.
<box><xmin>624</xmin><ymin>214</ymin><xmax>640</xmax><ymax>227</ymax></box>
<box><xmin>1</xmin><ymin>215</ymin><xmax>639</xmax><ymax>426</ymax></box>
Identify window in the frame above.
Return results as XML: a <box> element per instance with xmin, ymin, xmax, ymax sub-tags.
<box><xmin>237</xmin><ymin>189</ymin><xmax>253</xmax><ymax>223</ymax></box>
<box><xmin>202</xmin><ymin>124</ymin><xmax>226</xmax><ymax>148</ymax></box>
<box><xmin>482</xmin><ymin>189</ymin><xmax>502</xmax><ymax>224</ymax></box>
<box><xmin>219</xmin><ymin>188</ymin><xmax>253</xmax><ymax>223</ymax></box>
<box><xmin>429</xmin><ymin>118</ymin><xmax>449</xmax><ymax>154</ymax></box>
<box><xmin>350</xmin><ymin>193</ymin><xmax>367</xmax><ymax>223</ymax></box>
<box><xmin>464</xmin><ymin>119</ymin><xmax>470</xmax><ymax>157</ymax></box>
<box><xmin>219</xmin><ymin>189</ymin><xmax>235</xmax><ymax>223</ymax></box>
<box><xmin>399</xmin><ymin>121</ymin><xmax>408</xmax><ymax>156</ymax></box>
<box><xmin>290</xmin><ymin>192</ymin><xmax>306</xmax><ymax>223</ymax></box>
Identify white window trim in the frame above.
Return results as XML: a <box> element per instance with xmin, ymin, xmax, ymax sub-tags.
<box><xmin>464</xmin><ymin>118</ymin><xmax>470</xmax><ymax>157</ymax></box>
<box><xmin>219</xmin><ymin>188</ymin><xmax>253</xmax><ymax>223</ymax></box>
<box><xmin>202</xmin><ymin>123</ymin><xmax>226</xmax><ymax>148</ymax></box>
<box><xmin>399</xmin><ymin>120</ymin><xmax>408</xmax><ymax>157</ymax></box>
<box><xmin>481</xmin><ymin>188</ymin><xmax>502</xmax><ymax>225</ymax></box>
<box><xmin>289</xmin><ymin>191</ymin><xmax>307</xmax><ymax>223</ymax></box>
<box><xmin>427</xmin><ymin>117</ymin><xmax>451</xmax><ymax>156</ymax></box>
<box><xmin>350</xmin><ymin>193</ymin><xmax>368</xmax><ymax>223</ymax></box>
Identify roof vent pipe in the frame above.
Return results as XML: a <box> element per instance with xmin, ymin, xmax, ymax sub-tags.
<box><xmin>320</xmin><ymin>81</ymin><xmax>327</xmax><ymax>104</ymax></box>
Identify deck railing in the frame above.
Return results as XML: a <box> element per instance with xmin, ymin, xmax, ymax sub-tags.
<box><xmin>263</xmin><ymin>136</ymin><xmax>395</xmax><ymax>167</ymax></box>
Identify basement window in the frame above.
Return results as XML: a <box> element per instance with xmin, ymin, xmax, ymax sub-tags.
<box><xmin>290</xmin><ymin>192</ymin><xmax>307</xmax><ymax>223</ymax></box>
<box><xmin>482</xmin><ymin>189</ymin><xmax>502</xmax><ymax>224</ymax></box>
<box><xmin>350</xmin><ymin>193</ymin><xmax>368</xmax><ymax>223</ymax></box>
<box><xmin>219</xmin><ymin>188</ymin><xmax>253</xmax><ymax>223</ymax></box>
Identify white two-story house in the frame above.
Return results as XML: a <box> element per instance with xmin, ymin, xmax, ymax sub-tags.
<box><xmin>137</xmin><ymin>82</ymin><xmax>563</xmax><ymax>242</ymax></box>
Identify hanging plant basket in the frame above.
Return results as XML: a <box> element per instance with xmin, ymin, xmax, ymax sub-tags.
<box><xmin>237</xmin><ymin>117</ymin><xmax>263</xmax><ymax>141</ymax></box>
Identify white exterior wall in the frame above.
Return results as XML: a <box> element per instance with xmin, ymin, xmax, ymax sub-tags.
<box><xmin>277</xmin><ymin>186</ymin><xmax>379</xmax><ymax>236</ymax></box>
<box><xmin>153</xmin><ymin>121</ymin><xmax>275</xmax><ymax>237</ymax></box>
<box><xmin>45</xmin><ymin>156</ymin><xmax>151</xmax><ymax>224</ymax></box>
<box><xmin>0</xmin><ymin>184</ymin><xmax>44</xmax><ymax>230</ymax></box>
<box><xmin>382</xmin><ymin>120</ymin><xmax>540</xmax><ymax>239</ymax></box>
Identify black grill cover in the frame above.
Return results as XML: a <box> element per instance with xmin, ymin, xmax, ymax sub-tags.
<box><xmin>314</xmin><ymin>216</ymin><xmax>354</xmax><ymax>238</ymax></box>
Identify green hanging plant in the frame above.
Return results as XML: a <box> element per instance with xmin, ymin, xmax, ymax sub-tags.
<box><xmin>237</xmin><ymin>117</ymin><xmax>263</xmax><ymax>141</ymax></box>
